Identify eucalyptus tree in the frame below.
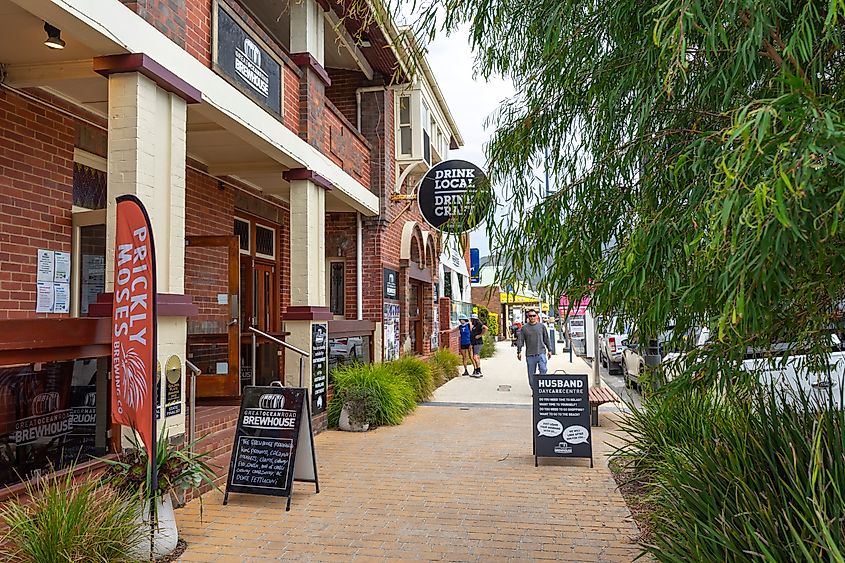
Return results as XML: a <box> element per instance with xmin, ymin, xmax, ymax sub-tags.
<box><xmin>377</xmin><ymin>0</ymin><xmax>845</xmax><ymax>384</ymax></box>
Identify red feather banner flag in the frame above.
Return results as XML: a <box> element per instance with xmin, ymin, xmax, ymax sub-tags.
<box><xmin>111</xmin><ymin>195</ymin><xmax>157</xmax><ymax>483</ymax></box>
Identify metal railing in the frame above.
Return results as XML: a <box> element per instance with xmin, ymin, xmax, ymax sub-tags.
<box><xmin>185</xmin><ymin>359</ymin><xmax>201</xmax><ymax>451</ymax></box>
<box><xmin>248</xmin><ymin>326</ymin><xmax>310</xmax><ymax>388</ymax></box>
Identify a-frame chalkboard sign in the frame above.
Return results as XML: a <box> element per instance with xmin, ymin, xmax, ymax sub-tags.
<box><xmin>533</xmin><ymin>372</ymin><xmax>593</xmax><ymax>468</ymax></box>
<box><xmin>223</xmin><ymin>385</ymin><xmax>319</xmax><ymax>511</ymax></box>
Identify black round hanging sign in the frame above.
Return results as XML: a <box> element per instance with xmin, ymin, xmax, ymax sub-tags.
<box><xmin>417</xmin><ymin>160</ymin><xmax>490</xmax><ymax>233</ymax></box>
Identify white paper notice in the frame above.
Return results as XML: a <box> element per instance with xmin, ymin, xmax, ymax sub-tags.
<box><xmin>37</xmin><ymin>250</ymin><xmax>55</xmax><ymax>282</ymax></box>
<box><xmin>53</xmin><ymin>283</ymin><xmax>70</xmax><ymax>313</ymax></box>
<box><xmin>36</xmin><ymin>282</ymin><xmax>54</xmax><ymax>313</ymax></box>
<box><xmin>54</xmin><ymin>252</ymin><xmax>71</xmax><ymax>283</ymax></box>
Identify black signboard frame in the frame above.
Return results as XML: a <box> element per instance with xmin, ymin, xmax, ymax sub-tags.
<box><xmin>223</xmin><ymin>385</ymin><xmax>319</xmax><ymax>511</ymax></box>
<box><xmin>383</xmin><ymin>268</ymin><xmax>399</xmax><ymax>300</ymax></box>
<box><xmin>311</xmin><ymin>324</ymin><xmax>328</xmax><ymax>414</ymax></box>
<box><xmin>417</xmin><ymin>159</ymin><xmax>490</xmax><ymax>233</ymax></box>
<box><xmin>532</xmin><ymin>371</ymin><xmax>593</xmax><ymax>468</ymax></box>
<box><xmin>212</xmin><ymin>0</ymin><xmax>283</xmax><ymax>118</ymax></box>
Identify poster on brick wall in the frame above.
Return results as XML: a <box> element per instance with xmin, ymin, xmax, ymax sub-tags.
<box><xmin>383</xmin><ymin>304</ymin><xmax>400</xmax><ymax>361</ymax></box>
<box><xmin>431</xmin><ymin>305</ymin><xmax>439</xmax><ymax>351</ymax></box>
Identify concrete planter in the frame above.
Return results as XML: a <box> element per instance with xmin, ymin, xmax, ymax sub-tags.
<box><xmin>128</xmin><ymin>494</ymin><xmax>179</xmax><ymax>559</ymax></box>
<box><xmin>338</xmin><ymin>404</ymin><xmax>369</xmax><ymax>432</ymax></box>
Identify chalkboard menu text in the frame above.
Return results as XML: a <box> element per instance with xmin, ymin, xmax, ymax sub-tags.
<box><xmin>224</xmin><ymin>386</ymin><xmax>319</xmax><ymax>510</ymax></box>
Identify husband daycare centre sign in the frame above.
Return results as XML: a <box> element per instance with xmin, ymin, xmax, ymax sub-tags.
<box><xmin>533</xmin><ymin>373</ymin><xmax>593</xmax><ymax>467</ymax></box>
<box><xmin>418</xmin><ymin>159</ymin><xmax>489</xmax><ymax>233</ymax></box>
<box><xmin>224</xmin><ymin>386</ymin><xmax>319</xmax><ymax>511</ymax></box>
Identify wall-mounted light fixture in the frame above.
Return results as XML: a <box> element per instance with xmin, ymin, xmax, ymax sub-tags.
<box><xmin>44</xmin><ymin>23</ymin><xmax>66</xmax><ymax>49</ymax></box>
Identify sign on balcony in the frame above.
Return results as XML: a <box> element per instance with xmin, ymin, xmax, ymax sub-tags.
<box><xmin>213</xmin><ymin>1</ymin><xmax>283</xmax><ymax>117</ymax></box>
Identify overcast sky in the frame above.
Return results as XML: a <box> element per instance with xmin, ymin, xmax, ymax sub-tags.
<box><xmin>425</xmin><ymin>27</ymin><xmax>515</xmax><ymax>258</ymax></box>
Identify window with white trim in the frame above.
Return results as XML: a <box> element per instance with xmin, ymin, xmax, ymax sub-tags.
<box><xmin>398</xmin><ymin>95</ymin><xmax>412</xmax><ymax>157</ymax></box>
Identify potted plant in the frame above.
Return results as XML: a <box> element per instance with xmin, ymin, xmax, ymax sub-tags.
<box><xmin>101</xmin><ymin>426</ymin><xmax>218</xmax><ymax>559</ymax></box>
<box><xmin>338</xmin><ymin>385</ymin><xmax>377</xmax><ymax>432</ymax></box>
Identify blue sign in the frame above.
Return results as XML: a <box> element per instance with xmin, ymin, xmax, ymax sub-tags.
<box><xmin>470</xmin><ymin>248</ymin><xmax>480</xmax><ymax>283</ymax></box>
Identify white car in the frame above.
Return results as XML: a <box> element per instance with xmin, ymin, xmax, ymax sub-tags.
<box><xmin>662</xmin><ymin>329</ymin><xmax>845</xmax><ymax>409</ymax></box>
<box><xmin>597</xmin><ymin>316</ymin><xmax>631</xmax><ymax>375</ymax></box>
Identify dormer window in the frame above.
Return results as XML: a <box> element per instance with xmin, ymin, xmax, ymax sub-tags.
<box><xmin>395</xmin><ymin>90</ymin><xmax>445</xmax><ymax>163</ymax></box>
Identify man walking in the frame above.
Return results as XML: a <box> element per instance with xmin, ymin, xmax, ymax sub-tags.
<box><xmin>516</xmin><ymin>309</ymin><xmax>552</xmax><ymax>389</ymax></box>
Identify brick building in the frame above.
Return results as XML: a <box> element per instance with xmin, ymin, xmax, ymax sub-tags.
<box><xmin>0</xmin><ymin>0</ymin><xmax>465</xmax><ymax>495</ymax></box>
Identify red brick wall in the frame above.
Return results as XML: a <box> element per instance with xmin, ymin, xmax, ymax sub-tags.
<box><xmin>184</xmin><ymin>168</ymin><xmax>233</xmax><ymax>333</ymax></box>
<box><xmin>325</xmin><ymin>69</ymin><xmax>364</xmax><ymax>125</ymax></box>
<box><xmin>0</xmin><ymin>89</ymin><xmax>75</xmax><ymax>319</ymax></box>
<box><xmin>119</xmin><ymin>0</ymin><xmax>188</xmax><ymax>48</ymax></box>
<box><xmin>283</xmin><ymin>66</ymin><xmax>300</xmax><ymax>134</ymax></box>
<box><xmin>325</xmin><ymin>102</ymin><xmax>370</xmax><ymax>188</ymax></box>
<box><xmin>185</xmin><ymin>0</ymin><xmax>212</xmax><ymax>66</ymax></box>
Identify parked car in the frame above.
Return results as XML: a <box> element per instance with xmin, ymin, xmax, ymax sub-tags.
<box><xmin>662</xmin><ymin>329</ymin><xmax>845</xmax><ymax>408</ymax></box>
<box><xmin>621</xmin><ymin>326</ymin><xmax>680</xmax><ymax>388</ymax></box>
<box><xmin>329</xmin><ymin>337</ymin><xmax>364</xmax><ymax>362</ymax></box>
<box><xmin>597</xmin><ymin>316</ymin><xmax>631</xmax><ymax>375</ymax></box>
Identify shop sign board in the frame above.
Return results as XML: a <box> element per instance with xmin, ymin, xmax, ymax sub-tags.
<box><xmin>164</xmin><ymin>355</ymin><xmax>182</xmax><ymax>417</ymax></box>
<box><xmin>311</xmin><ymin>323</ymin><xmax>328</xmax><ymax>414</ymax></box>
<box><xmin>224</xmin><ymin>386</ymin><xmax>319</xmax><ymax>511</ymax></box>
<box><xmin>213</xmin><ymin>1</ymin><xmax>282</xmax><ymax>116</ymax></box>
<box><xmin>533</xmin><ymin>373</ymin><xmax>593</xmax><ymax>467</ymax></box>
<box><xmin>383</xmin><ymin>268</ymin><xmax>399</xmax><ymax>300</ymax></box>
<box><xmin>418</xmin><ymin>160</ymin><xmax>490</xmax><ymax>233</ymax></box>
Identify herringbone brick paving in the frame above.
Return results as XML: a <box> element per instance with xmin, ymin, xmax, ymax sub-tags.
<box><xmin>176</xmin><ymin>404</ymin><xmax>640</xmax><ymax>562</ymax></box>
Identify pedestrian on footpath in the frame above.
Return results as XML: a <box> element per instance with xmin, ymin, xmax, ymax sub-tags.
<box><xmin>469</xmin><ymin>314</ymin><xmax>489</xmax><ymax>377</ymax></box>
<box><xmin>516</xmin><ymin>308</ymin><xmax>552</xmax><ymax>389</ymax></box>
<box><xmin>449</xmin><ymin>314</ymin><xmax>473</xmax><ymax>376</ymax></box>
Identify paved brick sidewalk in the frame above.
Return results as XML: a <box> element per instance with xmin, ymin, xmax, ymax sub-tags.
<box><xmin>176</xmin><ymin>405</ymin><xmax>640</xmax><ymax>562</ymax></box>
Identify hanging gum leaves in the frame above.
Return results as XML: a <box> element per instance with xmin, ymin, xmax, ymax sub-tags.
<box><xmin>346</xmin><ymin>0</ymin><xmax>845</xmax><ymax>386</ymax></box>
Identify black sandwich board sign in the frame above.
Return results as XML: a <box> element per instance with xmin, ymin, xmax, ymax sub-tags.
<box><xmin>223</xmin><ymin>385</ymin><xmax>319</xmax><ymax>510</ymax></box>
<box><xmin>533</xmin><ymin>372</ymin><xmax>593</xmax><ymax>467</ymax></box>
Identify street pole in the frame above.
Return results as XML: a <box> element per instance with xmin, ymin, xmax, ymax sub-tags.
<box><xmin>592</xmin><ymin>312</ymin><xmax>601</xmax><ymax>386</ymax></box>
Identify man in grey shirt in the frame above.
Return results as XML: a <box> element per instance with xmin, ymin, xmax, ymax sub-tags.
<box><xmin>516</xmin><ymin>309</ymin><xmax>552</xmax><ymax>388</ymax></box>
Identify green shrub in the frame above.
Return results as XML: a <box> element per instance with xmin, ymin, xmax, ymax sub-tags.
<box><xmin>428</xmin><ymin>348</ymin><xmax>461</xmax><ymax>386</ymax></box>
<box><xmin>615</xmin><ymin>385</ymin><xmax>845</xmax><ymax>561</ymax></box>
<box><xmin>0</xmin><ymin>468</ymin><xmax>144</xmax><ymax>563</ymax></box>
<box><xmin>328</xmin><ymin>362</ymin><xmax>416</xmax><ymax>427</ymax></box>
<box><xmin>480</xmin><ymin>334</ymin><xmax>496</xmax><ymax>358</ymax></box>
<box><xmin>389</xmin><ymin>356</ymin><xmax>435</xmax><ymax>402</ymax></box>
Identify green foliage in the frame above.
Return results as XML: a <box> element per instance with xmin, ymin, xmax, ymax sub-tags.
<box><xmin>488</xmin><ymin>312</ymin><xmax>499</xmax><ymax>336</ymax></box>
<box><xmin>340</xmin><ymin>385</ymin><xmax>378</xmax><ymax>427</ymax></box>
<box><xmin>428</xmin><ymin>348</ymin><xmax>462</xmax><ymax>386</ymax></box>
<box><xmin>388</xmin><ymin>355</ymin><xmax>435</xmax><ymax>402</ymax></box>
<box><xmin>102</xmin><ymin>424</ymin><xmax>218</xmax><ymax>501</ymax></box>
<box><xmin>480</xmin><ymin>334</ymin><xmax>496</xmax><ymax>358</ymax></box>
<box><xmin>374</xmin><ymin>0</ymin><xmax>845</xmax><ymax>387</ymax></box>
<box><xmin>328</xmin><ymin>362</ymin><xmax>417</xmax><ymax>427</ymax></box>
<box><xmin>473</xmin><ymin>305</ymin><xmax>492</xmax><ymax>327</ymax></box>
<box><xmin>615</xmin><ymin>386</ymin><xmax>845</xmax><ymax>560</ymax></box>
<box><xmin>0</xmin><ymin>468</ymin><xmax>144</xmax><ymax>563</ymax></box>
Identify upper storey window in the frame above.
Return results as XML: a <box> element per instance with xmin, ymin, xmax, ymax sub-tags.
<box><xmin>395</xmin><ymin>90</ymin><xmax>448</xmax><ymax>164</ymax></box>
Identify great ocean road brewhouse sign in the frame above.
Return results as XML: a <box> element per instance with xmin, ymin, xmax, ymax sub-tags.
<box><xmin>213</xmin><ymin>1</ymin><xmax>283</xmax><ymax>116</ymax></box>
<box><xmin>418</xmin><ymin>159</ymin><xmax>490</xmax><ymax>233</ymax></box>
<box><xmin>224</xmin><ymin>386</ymin><xmax>319</xmax><ymax>511</ymax></box>
<box><xmin>533</xmin><ymin>372</ymin><xmax>593</xmax><ymax>467</ymax></box>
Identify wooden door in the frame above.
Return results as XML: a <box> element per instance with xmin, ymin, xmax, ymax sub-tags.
<box><xmin>409</xmin><ymin>281</ymin><xmax>423</xmax><ymax>355</ymax></box>
<box><xmin>186</xmin><ymin>236</ymin><xmax>240</xmax><ymax>397</ymax></box>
